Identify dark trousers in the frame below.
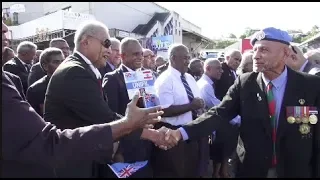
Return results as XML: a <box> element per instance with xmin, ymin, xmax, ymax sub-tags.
<box><xmin>151</xmin><ymin>122</ymin><xmax>199</xmax><ymax>178</ymax></box>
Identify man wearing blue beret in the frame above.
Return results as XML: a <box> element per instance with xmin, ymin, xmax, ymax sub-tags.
<box><xmin>161</xmin><ymin>27</ymin><xmax>320</xmax><ymax>178</ymax></box>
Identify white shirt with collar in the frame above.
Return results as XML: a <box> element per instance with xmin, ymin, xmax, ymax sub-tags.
<box><xmin>155</xmin><ymin>66</ymin><xmax>201</xmax><ymax>126</ymax></box>
<box><xmin>74</xmin><ymin>51</ymin><xmax>101</xmax><ymax>79</ymax></box>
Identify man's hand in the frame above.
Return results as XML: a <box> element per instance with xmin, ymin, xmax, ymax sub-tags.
<box><xmin>191</xmin><ymin>97</ymin><xmax>205</xmax><ymax>110</ymax></box>
<box><xmin>140</xmin><ymin>127</ymin><xmax>179</xmax><ymax>150</ymax></box>
<box><xmin>125</xmin><ymin>92</ymin><xmax>163</xmax><ymax>130</ymax></box>
<box><xmin>154</xmin><ymin>127</ymin><xmax>182</xmax><ymax>150</ymax></box>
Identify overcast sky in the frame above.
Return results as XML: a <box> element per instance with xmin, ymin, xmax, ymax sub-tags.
<box><xmin>156</xmin><ymin>2</ymin><xmax>320</xmax><ymax>39</ymax></box>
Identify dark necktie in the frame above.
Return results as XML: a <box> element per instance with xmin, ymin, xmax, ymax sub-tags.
<box><xmin>180</xmin><ymin>75</ymin><xmax>197</xmax><ymax>119</ymax></box>
<box><xmin>25</xmin><ymin>64</ymin><xmax>31</xmax><ymax>73</ymax></box>
<box><xmin>266</xmin><ymin>82</ymin><xmax>277</xmax><ymax>167</ymax></box>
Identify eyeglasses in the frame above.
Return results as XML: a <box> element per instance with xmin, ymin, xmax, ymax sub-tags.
<box><xmin>88</xmin><ymin>35</ymin><xmax>111</xmax><ymax>48</ymax></box>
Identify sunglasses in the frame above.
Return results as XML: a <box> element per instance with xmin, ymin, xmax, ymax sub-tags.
<box><xmin>88</xmin><ymin>35</ymin><xmax>111</xmax><ymax>48</ymax></box>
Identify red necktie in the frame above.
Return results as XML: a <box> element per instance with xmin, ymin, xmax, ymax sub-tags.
<box><xmin>266</xmin><ymin>82</ymin><xmax>277</xmax><ymax>167</ymax></box>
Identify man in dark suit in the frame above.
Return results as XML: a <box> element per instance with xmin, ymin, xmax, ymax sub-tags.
<box><xmin>3</xmin><ymin>41</ymin><xmax>37</xmax><ymax>93</ymax></box>
<box><xmin>44</xmin><ymin>21</ymin><xmax>167</xmax><ymax>178</ymax></box>
<box><xmin>98</xmin><ymin>37</ymin><xmax>121</xmax><ymax>77</ymax></box>
<box><xmin>2</xmin><ymin>19</ymin><xmax>165</xmax><ymax>178</ymax></box>
<box><xmin>285</xmin><ymin>45</ymin><xmax>320</xmax><ymax>76</ymax></box>
<box><xmin>43</xmin><ymin>21</ymin><xmax>122</xmax><ymax>178</ymax></box>
<box><xmin>214</xmin><ymin>49</ymin><xmax>242</xmax><ymax>100</ymax></box>
<box><xmin>28</xmin><ymin>38</ymin><xmax>70</xmax><ymax>86</ymax></box>
<box><xmin>163</xmin><ymin>27</ymin><xmax>320</xmax><ymax>178</ymax></box>
<box><xmin>26</xmin><ymin>48</ymin><xmax>64</xmax><ymax>116</ymax></box>
<box><xmin>102</xmin><ymin>38</ymin><xmax>154</xmax><ymax>178</ymax></box>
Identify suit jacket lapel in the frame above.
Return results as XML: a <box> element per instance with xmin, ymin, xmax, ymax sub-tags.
<box><xmin>256</xmin><ymin>73</ymin><xmax>272</xmax><ymax>137</ymax></box>
<box><xmin>72</xmin><ymin>53</ymin><xmax>99</xmax><ymax>82</ymax></box>
<box><xmin>222</xmin><ymin>62</ymin><xmax>235</xmax><ymax>81</ymax></box>
<box><xmin>14</xmin><ymin>57</ymin><xmax>28</xmax><ymax>73</ymax></box>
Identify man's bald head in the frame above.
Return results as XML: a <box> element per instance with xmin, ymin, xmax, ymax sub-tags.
<box><xmin>142</xmin><ymin>48</ymin><xmax>155</xmax><ymax>69</ymax></box>
<box><xmin>225</xmin><ymin>49</ymin><xmax>242</xmax><ymax>70</ymax></box>
<box><xmin>284</xmin><ymin>45</ymin><xmax>307</xmax><ymax>71</ymax></box>
<box><xmin>120</xmin><ymin>37</ymin><xmax>143</xmax><ymax>70</ymax></box>
<box><xmin>204</xmin><ymin>58</ymin><xmax>221</xmax><ymax>68</ymax></box>
<box><xmin>204</xmin><ymin>58</ymin><xmax>223</xmax><ymax>80</ymax></box>
<box><xmin>168</xmin><ymin>44</ymin><xmax>190</xmax><ymax>74</ymax></box>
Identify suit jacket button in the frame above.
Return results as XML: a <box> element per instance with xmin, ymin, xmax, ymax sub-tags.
<box><xmin>265</xmin><ymin>156</ymin><xmax>269</xmax><ymax>160</ymax></box>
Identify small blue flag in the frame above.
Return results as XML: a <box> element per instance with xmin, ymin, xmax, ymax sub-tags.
<box><xmin>107</xmin><ymin>160</ymin><xmax>148</xmax><ymax>178</ymax></box>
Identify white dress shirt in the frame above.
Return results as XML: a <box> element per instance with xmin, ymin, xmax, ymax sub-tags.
<box><xmin>74</xmin><ymin>51</ymin><xmax>101</xmax><ymax>79</ymax></box>
<box><xmin>155</xmin><ymin>66</ymin><xmax>201</xmax><ymax>126</ymax></box>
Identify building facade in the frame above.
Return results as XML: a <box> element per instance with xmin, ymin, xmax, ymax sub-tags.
<box><xmin>2</xmin><ymin>2</ymin><xmax>212</xmax><ymax>57</ymax></box>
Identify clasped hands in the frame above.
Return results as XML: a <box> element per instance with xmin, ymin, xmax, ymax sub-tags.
<box><xmin>147</xmin><ymin>126</ymin><xmax>182</xmax><ymax>150</ymax></box>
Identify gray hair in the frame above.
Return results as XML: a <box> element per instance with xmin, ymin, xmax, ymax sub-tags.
<box><xmin>110</xmin><ymin>37</ymin><xmax>120</xmax><ymax>49</ymax></box>
<box><xmin>74</xmin><ymin>20</ymin><xmax>109</xmax><ymax>50</ymax></box>
<box><xmin>204</xmin><ymin>58</ymin><xmax>220</xmax><ymax>69</ymax></box>
<box><xmin>49</xmin><ymin>38</ymin><xmax>67</xmax><ymax>47</ymax></box>
<box><xmin>39</xmin><ymin>47</ymin><xmax>64</xmax><ymax>72</ymax></box>
<box><xmin>155</xmin><ymin>56</ymin><xmax>165</xmax><ymax>62</ymax></box>
<box><xmin>236</xmin><ymin>51</ymin><xmax>253</xmax><ymax>75</ymax></box>
<box><xmin>188</xmin><ymin>58</ymin><xmax>202</xmax><ymax>68</ymax></box>
<box><xmin>17</xmin><ymin>41</ymin><xmax>37</xmax><ymax>54</ymax></box>
<box><xmin>120</xmin><ymin>37</ymin><xmax>141</xmax><ymax>54</ymax></box>
<box><xmin>225</xmin><ymin>49</ymin><xmax>241</xmax><ymax>57</ymax></box>
<box><xmin>168</xmin><ymin>43</ymin><xmax>188</xmax><ymax>63</ymax></box>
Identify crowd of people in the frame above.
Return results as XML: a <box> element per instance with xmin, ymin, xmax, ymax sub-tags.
<box><xmin>2</xmin><ymin>18</ymin><xmax>320</xmax><ymax>178</ymax></box>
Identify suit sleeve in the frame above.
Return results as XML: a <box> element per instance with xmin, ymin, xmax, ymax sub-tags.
<box><xmin>3</xmin><ymin>63</ymin><xmax>18</xmax><ymax>75</ymax></box>
<box><xmin>2</xmin><ymin>73</ymin><xmax>114</xmax><ymax>167</ymax></box>
<box><xmin>182</xmin><ymin>75</ymin><xmax>242</xmax><ymax>140</ymax></box>
<box><xmin>28</xmin><ymin>65</ymin><xmax>40</xmax><ymax>86</ymax></box>
<box><xmin>13</xmin><ymin>75</ymin><xmax>26</xmax><ymax>100</ymax></box>
<box><xmin>63</xmin><ymin>67</ymin><xmax>121</xmax><ymax>124</ymax></box>
<box><xmin>102</xmin><ymin>73</ymin><xmax>119</xmax><ymax>113</ymax></box>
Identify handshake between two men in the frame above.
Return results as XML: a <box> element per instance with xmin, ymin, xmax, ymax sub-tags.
<box><xmin>125</xmin><ymin>93</ymin><xmax>205</xmax><ymax>151</ymax></box>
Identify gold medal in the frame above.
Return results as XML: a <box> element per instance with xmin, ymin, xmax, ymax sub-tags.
<box><xmin>295</xmin><ymin>117</ymin><xmax>302</xmax><ymax>124</ymax></box>
<box><xmin>309</xmin><ymin>114</ymin><xmax>318</xmax><ymax>125</ymax></box>
<box><xmin>287</xmin><ymin>116</ymin><xmax>295</xmax><ymax>124</ymax></box>
<box><xmin>302</xmin><ymin>116</ymin><xmax>309</xmax><ymax>124</ymax></box>
<box><xmin>299</xmin><ymin>124</ymin><xmax>310</xmax><ymax>135</ymax></box>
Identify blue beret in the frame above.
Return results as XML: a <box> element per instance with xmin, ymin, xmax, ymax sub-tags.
<box><xmin>250</xmin><ymin>27</ymin><xmax>292</xmax><ymax>46</ymax></box>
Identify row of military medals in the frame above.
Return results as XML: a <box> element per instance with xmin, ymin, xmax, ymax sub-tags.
<box><xmin>287</xmin><ymin>105</ymin><xmax>318</xmax><ymax>136</ymax></box>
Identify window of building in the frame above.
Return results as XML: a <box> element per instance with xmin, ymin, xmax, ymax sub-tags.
<box><xmin>179</xmin><ymin>30</ymin><xmax>180</xmax><ymax>36</ymax></box>
<box><xmin>175</xmin><ymin>20</ymin><xmax>177</xmax><ymax>27</ymax></box>
<box><xmin>179</xmin><ymin>22</ymin><xmax>181</xmax><ymax>27</ymax></box>
<box><xmin>12</xmin><ymin>12</ymin><xmax>19</xmax><ymax>25</ymax></box>
<box><xmin>175</xmin><ymin>29</ymin><xmax>177</xmax><ymax>35</ymax></box>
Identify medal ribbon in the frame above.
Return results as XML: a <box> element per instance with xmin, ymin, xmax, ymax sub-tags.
<box><xmin>266</xmin><ymin>82</ymin><xmax>277</xmax><ymax>167</ymax></box>
<box><xmin>295</xmin><ymin>106</ymin><xmax>300</xmax><ymax>118</ymax></box>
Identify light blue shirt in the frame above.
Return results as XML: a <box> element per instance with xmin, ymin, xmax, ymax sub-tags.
<box><xmin>107</xmin><ymin>61</ymin><xmax>115</xmax><ymax>70</ymax></box>
<box><xmin>179</xmin><ymin>67</ymin><xmax>288</xmax><ymax>141</ymax></box>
